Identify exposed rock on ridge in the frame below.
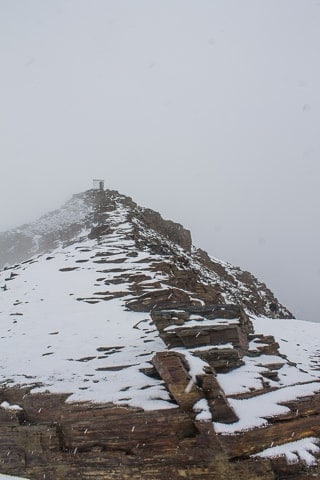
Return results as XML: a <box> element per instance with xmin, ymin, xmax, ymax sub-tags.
<box><xmin>136</xmin><ymin>207</ymin><xmax>192</xmax><ymax>252</ymax></box>
<box><xmin>0</xmin><ymin>188</ymin><xmax>318</xmax><ymax>480</ymax></box>
<box><xmin>0</xmin><ymin>189</ymin><xmax>291</xmax><ymax>318</ymax></box>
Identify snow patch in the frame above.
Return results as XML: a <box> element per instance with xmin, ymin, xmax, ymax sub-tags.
<box><xmin>0</xmin><ymin>401</ymin><xmax>23</xmax><ymax>411</ymax></box>
<box><xmin>253</xmin><ymin>437</ymin><xmax>320</xmax><ymax>466</ymax></box>
<box><xmin>193</xmin><ymin>398</ymin><xmax>212</xmax><ymax>422</ymax></box>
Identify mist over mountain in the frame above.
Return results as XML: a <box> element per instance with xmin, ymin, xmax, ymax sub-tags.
<box><xmin>1</xmin><ymin>0</ymin><xmax>320</xmax><ymax>324</ymax></box>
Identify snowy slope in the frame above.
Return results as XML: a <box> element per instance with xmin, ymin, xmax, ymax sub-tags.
<box><xmin>1</xmin><ymin>192</ymin><xmax>319</xmax><ymax>407</ymax></box>
<box><xmin>0</xmin><ymin>203</ymin><xmax>172</xmax><ymax>409</ymax></box>
<box><xmin>0</xmin><ymin>193</ymin><xmax>95</xmax><ymax>269</ymax></box>
<box><xmin>1</xmin><ymin>189</ymin><xmax>319</xmax><ymax>470</ymax></box>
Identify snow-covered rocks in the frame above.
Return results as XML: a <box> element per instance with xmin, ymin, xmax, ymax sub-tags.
<box><xmin>0</xmin><ymin>188</ymin><xmax>319</xmax><ymax>479</ymax></box>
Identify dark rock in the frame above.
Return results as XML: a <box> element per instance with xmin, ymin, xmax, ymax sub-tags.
<box><xmin>136</xmin><ymin>208</ymin><xmax>192</xmax><ymax>252</ymax></box>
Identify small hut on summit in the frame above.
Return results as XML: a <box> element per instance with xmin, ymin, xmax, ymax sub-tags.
<box><xmin>93</xmin><ymin>179</ymin><xmax>104</xmax><ymax>191</ymax></box>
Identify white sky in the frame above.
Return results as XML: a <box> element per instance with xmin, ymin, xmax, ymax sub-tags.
<box><xmin>1</xmin><ymin>0</ymin><xmax>320</xmax><ymax>321</ymax></box>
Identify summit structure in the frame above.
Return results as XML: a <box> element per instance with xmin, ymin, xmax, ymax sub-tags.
<box><xmin>0</xmin><ymin>189</ymin><xmax>319</xmax><ymax>480</ymax></box>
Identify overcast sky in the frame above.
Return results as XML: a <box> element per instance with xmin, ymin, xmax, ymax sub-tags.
<box><xmin>1</xmin><ymin>0</ymin><xmax>320</xmax><ymax>321</ymax></box>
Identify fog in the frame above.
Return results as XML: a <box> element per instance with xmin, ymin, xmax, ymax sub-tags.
<box><xmin>1</xmin><ymin>0</ymin><xmax>320</xmax><ymax>321</ymax></box>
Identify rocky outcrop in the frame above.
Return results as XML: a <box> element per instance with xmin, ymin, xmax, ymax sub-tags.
<box><xmin>1</xmin><ymin>187</ymin><xmax>314</xmax><ymax>480</ymax></box>
<box><xmin>0</xmin><ymin>188</ymin><xmax>292</xmax><ymax>318</ymax></box>
<box><xmin>136</xmin><ymin>207</ymin><xmax>192</xmax><ymax>252</ymax></box>
<box><xmin>151</xmin><ymin>305</ymin><xmax>252</xmax><ymax>351</ymax></box>
<box><xmin>0</xmin><ymin>387</ymin><xmax>275</xmax><ymax>480</ymax></box>
<box><xmin>1</xmin><ymin>306</ymin><xmax>319</xmax><ymax>480</ymax></box>
<box><xmin>194</xmin><ymin>248</ymin><xmax>289</xmax><ymax>318</ymax></box>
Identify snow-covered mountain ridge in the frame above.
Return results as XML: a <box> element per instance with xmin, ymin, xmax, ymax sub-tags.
<box><xmin>0</xmin><ymin>189</ymin><xmax>291</xmax><ymax>317</ymax></box>
<box><xmin>0</xmin><ymin>188</ymin><xmax>319</xmax><ymax>480</ymax></box>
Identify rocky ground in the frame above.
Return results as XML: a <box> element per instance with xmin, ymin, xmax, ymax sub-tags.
<box><xmin>0</xmin><ymin>189</ymin><xmax>319</xmax><ymax>479</ymax></box>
